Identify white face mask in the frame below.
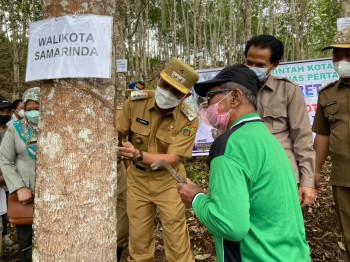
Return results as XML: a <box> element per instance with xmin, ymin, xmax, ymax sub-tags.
<box><xmin>155</xmin><ymin>86</ymin><xmax>181</xmax><ymax>109</ymax></box>
<box><xmin>333</xmin><ymin>61</ymin><xmax>350</xmax><ymax>78</ymax></box>
<box><xmin>18</xmin><ymin>109</ymin><xmax>25</xmax><ymax>118</ymax></box>
<box><xmin>247</xmin><ymin>65</ymin><xmax>271</xmax><ymax>81</ymax></box>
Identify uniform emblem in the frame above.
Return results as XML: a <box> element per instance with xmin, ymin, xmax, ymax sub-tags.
<box><xmin>171</xmin><ymin>71</ymin><xmax>186</xmax><ymax>84</ymax></box>
<box><xmin>135</xmin><ymin>137</ymin><xmax>143</xmax><ymax>144</ymax></box>
<box><xmin>168</xmin><ymin>125</ymin><xmax>174</xmax><ymax>131</ymax></box>
<box><xmin>182</xmin><ymin>127</ymin><xmax>193</xmax><ymax>138</ymax></box>
<box><xmin>180</xmin><ymin>105</ymin><xmax>197</xmax><ymax>121</ymax></box>
<box><xmin>328</xmin><ymin>115</ymin><xmax>336</xmax><ymax>124</ymax></box>
<box><xmin>131</xmin><ymin>90</ymin><xmax>148</xmax><ymax>101</ymax></box>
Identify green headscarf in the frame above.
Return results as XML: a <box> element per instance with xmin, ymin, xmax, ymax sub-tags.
<box><xmin>23</xmin><ymin>87</ymin><xmax>40</xmax><ymax>104</ymax></box>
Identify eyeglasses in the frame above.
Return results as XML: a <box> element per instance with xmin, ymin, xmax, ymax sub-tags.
<box><xmin>206</xmin><ymin>89</ymin><xmax>232</xmax><ymax>103</ymax></box>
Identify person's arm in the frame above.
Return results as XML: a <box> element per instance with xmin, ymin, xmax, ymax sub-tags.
<box><xmin>0</xmin><ymin>169</ymin><xmax>5</xmax><ymax>187</ymax></box>
<box><xmin>312</xmin><ymin>96</ymin><xmax>330</xmax><ymax>192</ymax></box>
<box><xmin>313</xmin><ymin>134</ymin><xmax>329</xmax><ymax>190</ymax></box>
<box><xmin>0</xmin><ymin>128</ymin><xmax>27</xmax><ymax>193</ymax></box>
<box><xmin>119</xmin><ymin>142</ymin><xmax>182</xmax><ymax>167</ymax></box>
<box><xmin>287</xmin><ymin>84</ymin><xmax>315</xmax><ymax>188</ymax></box>
<box><xmin>192</xmin><ymin>156</ymin><xmax>250</xmax><ymax>241</ymax></box>
<box><xmin>287</xmin><ymin>84</ymin><xmax>316</xmax><ymax>206</ymax></box>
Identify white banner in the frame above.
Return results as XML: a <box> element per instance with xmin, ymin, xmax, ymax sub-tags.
<box><xmin>26</xmin><ymin>15</ymin><xmax>113</xmax><ymax>81</ymax></box>
<box><xmin>337</xmin><ymin>17</ymin><xmax>350</xmax><ymax>31</ymax></box>
<box><xmin>189</xmin><ymin>58</ymin><xmax>339</xmax><ymax>156</ymax></box>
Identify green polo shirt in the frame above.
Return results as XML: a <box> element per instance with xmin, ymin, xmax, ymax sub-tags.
<box><xmin>193</xmin><ymin>113</ymin><xmax>310</xmax><ymax>262</ymax></box>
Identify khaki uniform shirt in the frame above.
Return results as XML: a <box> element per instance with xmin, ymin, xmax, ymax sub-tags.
<box><xmin>116</xmin><ymin>90</ymin><xmax>199</xmax><ymax>176</ymax></box>
<box><xmin>257</xmin><ymin>75</ymin><xmax>315</xmax><ymax>188</ymax></box>
<box><xmin>312</xmin><ymin>80</ymin><xmax>350</xmax><ymax>187</ymax></box>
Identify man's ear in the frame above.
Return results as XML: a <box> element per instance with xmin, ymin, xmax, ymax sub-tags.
<box><xmin>231</xmin><ymin>89</ymin><xmax>243</xmax><ymax>106</ymax></box>
<box><xmin>156</xmin><ymin>73</ymin><xmax>161</xmax><ymax>85</ymax></box>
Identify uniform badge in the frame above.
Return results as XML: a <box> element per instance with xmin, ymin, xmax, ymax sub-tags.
<box><xmin>136</xmin><ymin>118</ymin><xmax>149</xmax><ymax>125</ymax></box>
<box><xmin>324</xmin><ymin>100</ymin><xmax>336</xmax><ymax>108</ymax></box>
<box><xmin>182</xmin><ymin>127</ymin><xmax>193</xmax><ymax>138</ymax></box>
<box><xmin>180</xmin><ymin>105</ymin><xmax>197</xmax><ymax>121</ymax></box>
<box><xmin>131</xmin><ymin>90</ymin><xmax>148</xmax><ymax>101</ymax></box>
<box><xmin>135</xmin><ymin>137</ymin><xmax>143</xmax><ymax>144</ymax></box>
<box><xmin>328</xmin><ymin>115</ymin><xmax>336</xmax><ymax>124</ymax></box>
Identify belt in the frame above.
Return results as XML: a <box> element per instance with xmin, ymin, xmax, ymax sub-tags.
<box><xmin>134</xmin><ymin>163</ymin><xmax>160</xmax><ymax>172</ymax></box>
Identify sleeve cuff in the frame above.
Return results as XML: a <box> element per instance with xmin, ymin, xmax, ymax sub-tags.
<box><xmin>192</xmin><ymin>192</ymin><xmax>205</xmax><ymax>205</ymax></box>
<box><xmin>300</xmin><ymin>174</ymin><xmax>315</xmax><ymax>188</ymax></box>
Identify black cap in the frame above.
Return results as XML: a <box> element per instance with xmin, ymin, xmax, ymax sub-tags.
<box><xmin>0</xmin><ymin>97</ymin><xmax>12</xmax><ymax>109</ymax></box>
<box><xmin>194</xmin><ymin>64</ymin><xmax>261</xmax><ymax>97</ymax></box>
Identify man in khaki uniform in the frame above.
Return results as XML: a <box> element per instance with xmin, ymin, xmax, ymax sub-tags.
<box><xmin>117</xmin><ymin>57</ymin><xmax>199</xmax><ymax>262</ymax></box>
<box><xmin>313</xmin><ymin>28</ymin><xmax>350</xmax><ymax>261</ymax></box>
<box><xmin>244</xmin><ymin>35</ymin><xmax>316</xmax><ymax>207</ymax></box>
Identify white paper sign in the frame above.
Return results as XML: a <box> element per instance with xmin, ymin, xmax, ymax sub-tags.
<box><xmin>337</xmin><ymin>17</ymin><xmax>350</xmax><ymax>31</ymax></box>
<box><xmin>26</xmin><ymin>15</ymin><xmax>113</xmax><ymax>81</ymax></box>
<box><xmin>196</xmin><ymin>51</ymin><xmax>204</xmax><ymax>57</ymax></box>
<box><xmin>116</xmin><ymin>59</ymin><xmax>128</xmax><ymax>72</ymax></box>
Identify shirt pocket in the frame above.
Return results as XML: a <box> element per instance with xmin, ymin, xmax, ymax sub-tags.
<box><xmin>156</xmin><ymin>130</ymin><xmax>175</xmax><ymax>154</ymax></box>
<box><xmin>323</xmin><ymin>104</ymin><xmax>340</xmax><ymax>129</ymax></box>
<box><xmin>263</xmin><ymin>107</ymin><xmax>288</xmax><ymax>133</ymax></box>
<box><xmin>131</xmin><ymin>123</ymin><xmax>150</xmax><ymax>151</ymax></box>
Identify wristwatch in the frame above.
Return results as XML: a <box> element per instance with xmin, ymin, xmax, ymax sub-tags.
<box><xmin>134</xmin><ymin>150</ymin><xmax>144</xmax><ymax>163</ymax></box>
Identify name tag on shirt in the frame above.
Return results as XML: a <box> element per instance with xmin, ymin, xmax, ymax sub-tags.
<box><xmin>136</xmin><ymin>118</ymin><xmax>149</xmax><ymax>125</ymax></box>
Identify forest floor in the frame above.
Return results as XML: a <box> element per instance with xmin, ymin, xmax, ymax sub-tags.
<box><xmin>1</xmin><ymin>158</ymin><xmax>347</xmax><ymax>262</ymax></box>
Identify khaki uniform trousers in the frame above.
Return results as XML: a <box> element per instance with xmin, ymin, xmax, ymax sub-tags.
<box><xmin>333</xmin><ymin>186</ymin><xmax>350</xmax><ymax>262</ymax></box>
<box><xmin>126</xmin><ymin>165</ymin><xmax>194</xmax><ymax>262</ymax></box>
<box><xmin>117</xmin><ymin>162</ymin><xmax>129</xmax><ymax>248</ymax></box>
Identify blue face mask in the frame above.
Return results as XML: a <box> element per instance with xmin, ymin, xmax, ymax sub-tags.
<box><xmin>25</xmin><ymin>110</ymin><xmax>40</xmax><ymax>125</ymax></box>
<box><xmin>248</xmin><ymin>66</ymin><xmax>270</xmax><ymax>81</ymax></box>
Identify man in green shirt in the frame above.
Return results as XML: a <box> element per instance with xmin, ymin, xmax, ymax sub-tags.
<box><xmin>177</xmin><ymin>64</ymin><xmax>310</xmax><ymax>261</ymax></box>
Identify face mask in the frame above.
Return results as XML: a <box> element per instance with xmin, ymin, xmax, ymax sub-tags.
<box><xmin>155</xmin><ymin>86</ymin><xmax>182</xmax><ymax>109</ymax></box>
<box><xmin>0</xmin><ymin>115</ymin><xmax>11</xmax><ymax>125</ymax></box>
<box><xmin>206</xmin><ymin>92</ymin><xmax>232</xmax><ymax>131</ymax></box>
<box><xmin>18</xmin><ymin>109</ymin><xmax>25</xmax><ymax>118</ymax></box>
<box><xmin>25</xmin><ymin>110</ymin><xmax>40</xmax><ymax>125</ymax></box>
<box><xmin>248</xmin><ymin>66</ymin><xmax>270</xmax><ymax>81</ymax></box>
<box><xmin>333</xmin><ymin>61</ymin><xmax>350</xmax><ymax>78</ymax></box>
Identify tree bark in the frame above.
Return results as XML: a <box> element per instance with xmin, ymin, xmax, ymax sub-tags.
<box><xmin>340</xmin><ymin>0</ymin><xmax>350</xmax><ymax>17</ymax></box>
<box><xmin>181</xmin><ymin>0</ymin><xmax>190</xmax><ymax>64</ymax></box>
<box><xmin>8</xmin><ymin>0</ymin><xmax>21</xmax><ymax>100</ymax></box>
<box><xmin>241</xmin><ymin>0</ymin><xmax>252</xmax><ymax>41</ymax></box>
<box><xmin>33</xmin><ymin>1</ymin><xmax>118</xmax><ymax>261</ymax></box>
<box><xmin>268</xmin><ymin>0</ymin><xmax>275</xmax><ymax>35</ymax></box>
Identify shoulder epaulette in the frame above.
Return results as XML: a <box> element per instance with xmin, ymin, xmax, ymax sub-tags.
<box><xmin>274</xmin><ymin>76</ymin><xmax>298</xmax><ymax>85</ymax></box>
<box><xmin>318</xmin><ymin>81</ymin><xmax>338</xmax><ymax>94</ymax></box>
<box><xmin>130</xmin><ymin>90</ymin><xmax>150</xmax><ymax>101</ymax></box>
<box><xmin>179</xmin><ymin>104</ymin><xmax>197</xmax><ymax>122</ymax></box>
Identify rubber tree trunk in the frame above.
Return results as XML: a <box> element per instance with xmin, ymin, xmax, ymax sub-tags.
<box><xmin>33</xmin><ymin>1</ymin><xmax>118</xmax><ymax>261</ymax></box>
<box><xmin>341</xmin><ymin>0</ymin><xmax>350</xmax><ymax>17</ymax></box>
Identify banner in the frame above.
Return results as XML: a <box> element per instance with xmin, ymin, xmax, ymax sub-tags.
<box><xmin>189</xmin><ymin>58</ymin><xmax>339</xmax><ymax>156</ymax></box>
<box><xmin>26</xmin><ymin>15</ymin><xmax>113</xmax><ymax>81</ymax></box>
